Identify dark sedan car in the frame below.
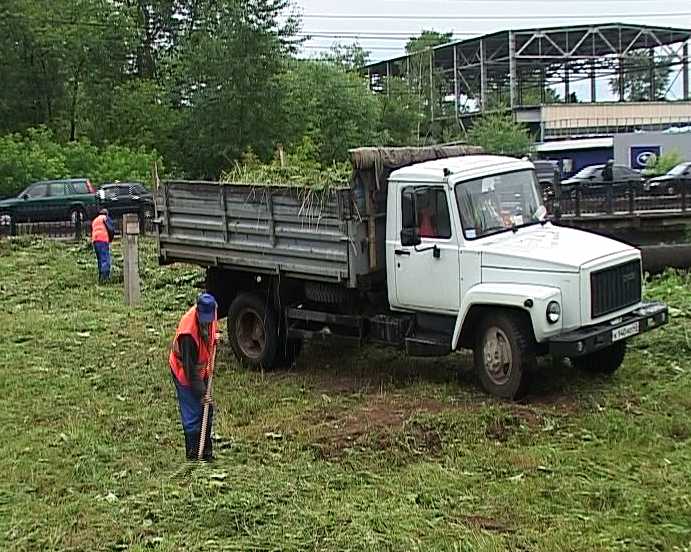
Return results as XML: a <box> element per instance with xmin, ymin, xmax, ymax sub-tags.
<box><xmin>96</xmin><ymin>182</ymin><xmax>154</xmax><ymax>222</ymax></box>
<box><xmin>0</xmin><ymin>178</ymin><xmax>97</xmax><ymax>225</ymax></box>
<box><xmin>644</xmin><ymin>162</ymin><xmax>691</xmax><ymax>195</ymax></box>
<box><xmin>561</xmin><ymin>164</ymin><xmax>644</xmax><ymax>189</ymax></box>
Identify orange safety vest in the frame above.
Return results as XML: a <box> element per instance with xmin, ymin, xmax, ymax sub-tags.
<box><xmin>91</xmin><ymin>214</ymin><xmax>109</xmax><ymax>243</ymax></box>
<box><xmin>169</xmin><ymin>306</ymin><xmax>217</xmax><ymax>386</ymax></box>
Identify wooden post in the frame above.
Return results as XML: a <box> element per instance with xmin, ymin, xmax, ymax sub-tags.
<box><xmin>122</xmin><ymin>213</ymin><xmax>141</xmax><ymax>305</ymax></box>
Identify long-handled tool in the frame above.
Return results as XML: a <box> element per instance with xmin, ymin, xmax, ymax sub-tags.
<box><xmin>198</xmin><ymin>344</ymin><xmax>217</xmax><ymax>460</ymax></box>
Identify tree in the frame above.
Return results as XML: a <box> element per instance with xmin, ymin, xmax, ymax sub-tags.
<box><xmin>376</xmin><ymin>77</ymin><xmax>422</xmax><ymax>146</ymax></box>
<box><xmin>405</xmin><ymin>30</ymin><xmax>453</xmax><ymax>54</ymax></box>
<box><xmin>168</xmin><ymin>0</ymin><xmax>299</xmax><ymax>177</ymax></box>
<box><xmin>466</xmin><ymin>113</ymin><xmax>533</xmax><ymax>157</ymax></box>
<box><xmin>321</xmin><ymin>43</ymin><xmax>370</xmax><ymax>72</ymax></box>
<box><xmin>278</xmin><ymin>60</ymin><xmax>381</xmax><ymax>163</ymax></box>
<box><xmin>609</xmin><ymin>52</ymin><xmax>673</xmax><ymax>101</ymax></box>
<box><xmin>401</xmin><ymin>31</ymin><xmax>456</xmax><ymax>143</ymax></box>
<box><xmin>0</xmin><ymin>0</ymin><xmax>135</xmax><ymax>141</ymax></box>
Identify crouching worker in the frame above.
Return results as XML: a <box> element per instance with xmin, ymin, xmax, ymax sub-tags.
<box><xmin>169</xmin><ymin>293</ymin><xmax>218</xmax><ymax>461</ymax></box>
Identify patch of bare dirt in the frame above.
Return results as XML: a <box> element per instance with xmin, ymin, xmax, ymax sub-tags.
<box><xmin>304</xmin><ymin>395</ymin><xmax>452</xmax><ymax>458</ymax></box>
<box><xmin>523</xmin><ymin>392</ymin><xmax>582</xmax><ymax>414</ymax></box>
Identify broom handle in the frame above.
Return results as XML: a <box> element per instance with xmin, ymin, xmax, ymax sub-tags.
<box><xmin>197</xmin><ymin>343</ymin><xmax>217</xmax><ymax>460</ymax></box>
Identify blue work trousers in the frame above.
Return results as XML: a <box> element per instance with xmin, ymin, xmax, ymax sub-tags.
<box><xmin>173</xmin><ymin>377</ymin><xmax>213</xmax><ymax>435</ymax></box>
<box><xmin>93</xmin><ymin>241</ymin><xmax>111</xmax><ymax>281</ymax></box>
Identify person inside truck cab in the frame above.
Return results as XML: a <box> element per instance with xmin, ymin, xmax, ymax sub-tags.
<box><xmin>417</xmin><ymin>193</ymin><xmax>437</xmax><ymax>238</ymax></box>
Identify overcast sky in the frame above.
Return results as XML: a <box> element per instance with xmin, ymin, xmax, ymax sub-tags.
<box><xmin>291</xmin><ymin>0</ymin><xmax>691</xmax><ymax>62</ymax></box>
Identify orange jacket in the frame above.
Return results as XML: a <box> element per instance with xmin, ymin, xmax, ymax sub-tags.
<box><xmin>91</xmin><ymin>214</ymin><xmax>110</xmax><ymax>243</ymax></box>
<box><xmin>169</xmin><ymin>307</ymin><xmax>217</xmax><ymax>386</ymax></box>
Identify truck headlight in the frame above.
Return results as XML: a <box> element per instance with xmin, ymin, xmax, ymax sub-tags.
<box><xmin>546</xmin><ymin>301</ymin><xmax>561</xmax><ymax>324</ymax></box>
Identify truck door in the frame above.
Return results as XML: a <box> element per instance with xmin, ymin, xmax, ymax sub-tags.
<box><xmin>394</xmin><ymin>185</ymin><xmax>461</xmax><ymax>313</ymax></box>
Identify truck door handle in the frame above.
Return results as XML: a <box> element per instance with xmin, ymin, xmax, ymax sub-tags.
<box><xmin>395</xmin><ymin>249</ymin><xmax>410</xmax><ymax>256</ymax></box>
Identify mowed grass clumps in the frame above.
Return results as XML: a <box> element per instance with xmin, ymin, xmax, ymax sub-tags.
<box><xmin>0</xmin><ymin>236</ymin><xmax>690</xmax><ymax>551</ymax></box>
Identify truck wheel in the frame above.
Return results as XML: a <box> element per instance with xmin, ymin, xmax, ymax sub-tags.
<box><xmin>473</xmin><ymin>312</ymin><xmax>534</xmax><ymax>399</ymax></box>
<box><xmin>573</xmin><ymin>342</ymin><xmax>626</xmax><ymax>374</ymax></box>
<box><xmin>228</xmin><ymin>293</ymin><xmax>279</xmax><ymax>369</ymax></box>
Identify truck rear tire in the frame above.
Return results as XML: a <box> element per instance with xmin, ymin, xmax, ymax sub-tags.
<box><xmin>473</xmin><ymin>312</ymin><xmax>534</xmax><ymax>400</ymax></box>
<box><xmin>573</xmin><ymin>342</ymin><xmax>626</xmax><ymax>374</ymax></box>
<box><xmin>228</xmin><ymin>293</ymin><xmax>279</xmax><ymax>369</ymax></box>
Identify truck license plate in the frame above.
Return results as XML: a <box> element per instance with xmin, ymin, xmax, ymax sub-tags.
<box><xmin>612</xmin><ymin>322</ymin><xmax>640</xmax><ymax>342</ymax></box>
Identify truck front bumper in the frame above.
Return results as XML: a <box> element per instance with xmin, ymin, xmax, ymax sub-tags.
<box><xmin>548</xmin><ymin>301</ymin><xmax>668</xmax><ymax>357</ymax></box>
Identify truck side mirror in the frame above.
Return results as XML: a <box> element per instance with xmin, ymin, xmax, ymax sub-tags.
<box><xmin>400</xmin><ymin>227</ymin><xmax>421</xmax><ymax>247</ymax></box>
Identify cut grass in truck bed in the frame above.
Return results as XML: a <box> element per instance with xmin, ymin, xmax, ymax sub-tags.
<box><xmin>0</xmin><ymin>236</ymin><xmax>690</xmax><ymax>551</ymax></box>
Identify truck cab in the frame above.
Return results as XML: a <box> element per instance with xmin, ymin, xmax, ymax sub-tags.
<box><xmin>385</xmin><ymin>155</ymin><xmax>667</xmax><ymax>397</ymax></box>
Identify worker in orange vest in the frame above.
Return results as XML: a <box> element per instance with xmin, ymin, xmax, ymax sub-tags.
<box><xmin>169</xmin><ymin>293</ymin><xmax>218</xmax><ymax>461</ymax></box>
<box><xmin>91</xmin><ymin>208</ymin><xmax>114</xmax><ymax>283</ymax></box>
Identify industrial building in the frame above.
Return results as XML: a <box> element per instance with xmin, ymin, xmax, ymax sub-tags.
<box><xmin>364</xmin><ymin>23</ymin><xmax>691</xmax><ymax>142</ymax></box>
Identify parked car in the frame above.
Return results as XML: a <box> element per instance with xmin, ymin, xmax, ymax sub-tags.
<box><xmin>532</xmin><ymin>160</ymin><xmax>560</xmax><ymax>199</ymax></box>
<box><xmin>96</xmin><ymin>182</ymin><xmax>154</xmax><ymax>223</ymax></box>
<box><xmin>644</xmin><ymin>162</ymin><xmax>691</xmax><ymax>195</ymax></box>
<box><xmin>561</xmin><ymin>164</ymin><xmax>644</xmax><ymax>189</ymax></box>
<box><xmin>0</xmin><ymin>178</ymin><xmax>97</xmax><ymax>226</ymax></box>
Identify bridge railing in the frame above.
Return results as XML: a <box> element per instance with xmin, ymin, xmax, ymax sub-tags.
<box><xmin>549</xmin><ymin>180</ymin><xmax>689</xmax><ymax>220</ymax></box>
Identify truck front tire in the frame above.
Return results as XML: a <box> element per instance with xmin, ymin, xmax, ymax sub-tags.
<box><xmin>473</xmin><ymin>312</ymin><xmax>534</xmax><ymax>399</ymax></box>
<box><xmin>573</xmin><ymin>342</ymin><xmax>626</xmax><ymax>374</ymax></box>
<box><xmin>228</xmin><ymin>292</ymin><xmax>279</xmax><ymax>369</ymax></box>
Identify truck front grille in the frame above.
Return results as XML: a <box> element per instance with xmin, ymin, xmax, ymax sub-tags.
<box><xmin>590</xmin><ymin>260</ymin><xmax>642</xmax><ymax>319</ymax></box>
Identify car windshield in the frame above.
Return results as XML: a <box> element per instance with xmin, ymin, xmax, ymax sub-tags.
<box><xmin>455</xmin><ymin>169</ymin><xmax>544</xmax><ymax>240</ymax></box>
<box><xmin>668</xmin><ymin>163</ymin><xmax>690</xmax><ymax>176</ymax></box>
<box><xmin>573</xmin><ymin>166</ymin><xmax>600</xmax><ymax>179</ymax></box>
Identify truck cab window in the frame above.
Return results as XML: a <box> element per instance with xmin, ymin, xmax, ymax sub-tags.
<box><xmin>455</xmin><ymin>169</ymin><xmax>543</xmax><ymax>239</ymax></box>
<box><xmin>401</xmin><ymin>187</ymin><xmax>451</xmax><ymax>239</ymax></box>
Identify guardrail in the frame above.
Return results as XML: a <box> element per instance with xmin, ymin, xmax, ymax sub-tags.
<box><xmin>0</xmin><ymin>213</ymin><xmax>155</xmax><ymax>240</ymax></box>
<box><xmin>548</xmin><ymin>180</ymin><xmax>689</xmax><ymax>220</ymax></box>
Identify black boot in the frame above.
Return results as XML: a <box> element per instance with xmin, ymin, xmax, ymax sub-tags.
<box><xmin>184</xmin><ymin>431</ymin><xmax>201</xmax><ymax>461</ymax></box>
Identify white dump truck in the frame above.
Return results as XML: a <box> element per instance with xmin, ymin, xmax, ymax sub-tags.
<box><xmin>155</xmin><ymin>147</ymin><xmax>668</xmax><ymax>399</ymax></box>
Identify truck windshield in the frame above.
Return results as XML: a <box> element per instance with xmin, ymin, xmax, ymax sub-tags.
<box><xmin>454</xmin><ymin>169</ymin><xmax>544</xmax><ymax>240</ymax></box>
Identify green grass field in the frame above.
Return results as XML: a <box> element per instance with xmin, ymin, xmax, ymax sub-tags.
<box><xmin>1</xmin><ymin>236</ymin><xmax>690</xmax><ymax>551</ymax></box>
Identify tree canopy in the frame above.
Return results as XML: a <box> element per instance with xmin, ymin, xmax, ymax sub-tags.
<box><xmin>0</xmin><ymin>5</ymin><xmax>537</xmax><ymax>181</ymax></box>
